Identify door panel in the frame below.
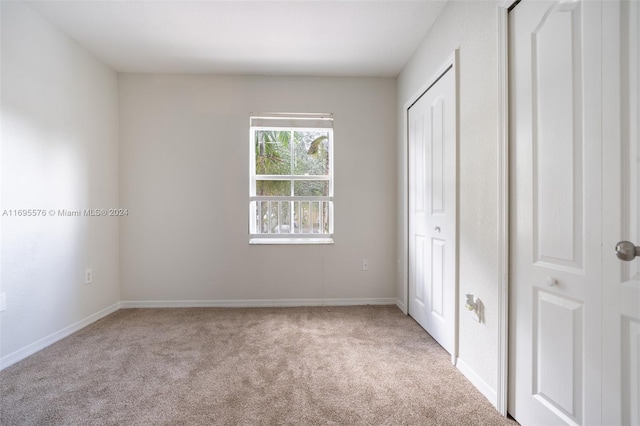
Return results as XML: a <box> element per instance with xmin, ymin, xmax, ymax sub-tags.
<box><xmin>431</xmin><ymin>98</ymin><xmax>445</xmax><ymax>213</ymax></box>
<box><xmin>534</xmin><ymin>290</ymin><xmax>583</xmax><ymax>424</ymax></box>
<box><xmin>408</xmin><ymin>66</ymin><xmax>456</xmax><ymax>356</ymax></box>
<box><xmin>532</xmin><ymin>1</ymin><xmax>584</xmax><ymax>269</ymax></box>
<box><xmin>431</xmin><ymin>238</ymin><xmax>445</xmax><ymax>318</ymax></box>
<box><xmin>625</xmin><ymin>318</ymin><xmax>640</xmax><ymax>425</ymax></box>
<box><xmin>415</xmin><ymin>235</ymin><xmax>425</xmax><ymax>305</ymax></box>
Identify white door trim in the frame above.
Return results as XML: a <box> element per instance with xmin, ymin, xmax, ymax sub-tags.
<box><xmin>404</xmin><ymin>50</ymin><xmax>460</xmax><ymax>364</ymax></box>
<box><xmin>496</xmin><ymin>0</ymin><xmax>518</xmax><ymax>417</ymax></box>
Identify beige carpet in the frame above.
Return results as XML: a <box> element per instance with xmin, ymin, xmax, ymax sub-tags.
<box><xmin>0</xmin><ymin>306</ymin><xmax>517</xmax><ymax>425</ymax></box>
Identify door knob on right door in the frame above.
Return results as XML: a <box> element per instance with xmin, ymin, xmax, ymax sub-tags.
<box><xmin>614</xmin><ymin>241</ymin><xmax>640</xmax><ymax>261</ymax></box>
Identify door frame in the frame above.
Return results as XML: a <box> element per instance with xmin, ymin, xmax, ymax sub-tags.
<box><xmin>496</xmin><ymin>0</ymin><xmax>517</xmax><ymax>417</ymax></box>
<box><xmin>403</xmin><ymin>50</ymin><xmax>460</xmax><ymax>365</ymax></box>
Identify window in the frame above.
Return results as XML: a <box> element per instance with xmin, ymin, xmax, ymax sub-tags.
<box><xmin>249</xmin><ymin>113</ymin><xmax>334</xmax><ymax>244</ymax></box>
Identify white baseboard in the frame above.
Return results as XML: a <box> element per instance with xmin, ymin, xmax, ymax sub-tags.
<box><xmin>456</xmin><ymin>357</ymin><xmax>498</xmax><ymax>408</ymax></box>
<box><xmin>120</xmin><ymin>298</ymin><xmax>396</xmax><ymax>309</ymax></box>
<box><xmin>395</xmin><ymin>299</ymin><xmax>407</xmax><ymax>314</ymax></box>
<box><xmin>0</xmin><ymin>302</ymin><xmax>121</xmax><ymax>371</ymax></box>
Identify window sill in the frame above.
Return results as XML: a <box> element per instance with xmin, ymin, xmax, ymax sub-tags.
<box><xmin>249</xmin><ymin>237</ymin><xmax>334</xmax><ymax>245</ymax></box>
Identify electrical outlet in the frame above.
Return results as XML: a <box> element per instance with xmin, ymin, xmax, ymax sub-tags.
<box><xmin>85</xmin><ymin>269</ymin><xmax>93</xmax><ymax>284</ymax></box>
<box><xmin>0</xmin><ymin>293</ymin><xmax>6</xmax><ymax>312</ymax></box>
<box><xmin>362</xmin><ymin>258</ymin><xmax>369</xmax><ymax>271</ymax></box>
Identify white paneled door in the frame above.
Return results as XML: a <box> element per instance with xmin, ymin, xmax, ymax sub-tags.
<box><xmin>510</xmin><ymin>1</ymin><xmax>602</xmax><ymax>423</ymax></box>
<box><xmin>408</xmin><ymin>66</ymin><xmax>456</xmax><ymax>358</ymax></box>
<box><xmin>510</xmin><ymin>0</ymin><xmax>638</xmax><ymax>424</ymax></box>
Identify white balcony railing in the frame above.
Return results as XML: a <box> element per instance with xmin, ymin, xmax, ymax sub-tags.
<box><xmin>249</xmin><ymin>197</ymin><xmax>333</xmax><ymax>239</ymax></box>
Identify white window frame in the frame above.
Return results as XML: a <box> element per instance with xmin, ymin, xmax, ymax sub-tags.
<box><xmin>249</xmin><ymin>113</ymin><xmax>334</xmax><ymax>244</ymax></box>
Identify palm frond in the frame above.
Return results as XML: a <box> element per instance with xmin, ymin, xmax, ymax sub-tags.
<box><xmin>307</xmin><ymin>136</ymin><xmax>328</xmax><ymax>155</ymax></box>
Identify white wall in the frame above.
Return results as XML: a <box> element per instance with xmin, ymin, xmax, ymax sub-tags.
<box><xmin>119</xmin><ymin>75</ymin><xmax>397</xmax><ymax>304</ymax></box>
<box><xmin>1</xmin><ymin>2</ymin><xmax>120</xmax><ymax>361</ymax></box>
<box><xmin>397</xmin><ymin>1</ymin><xmax>500</xmax><ymax>401</ymax></box>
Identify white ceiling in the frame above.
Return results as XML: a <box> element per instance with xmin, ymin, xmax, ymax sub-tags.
<box><xmin>24</xmin><ymin>0</ymin><xmax>447</xmax><ymax>77</ymax></box>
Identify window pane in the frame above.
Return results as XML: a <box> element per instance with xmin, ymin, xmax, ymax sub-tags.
<box><xmin>256</xmin><ymin>180</ymin><xmax>291</xmax><ymax>196</ymax></box>
<box><xmin>269</xmin><ymin>201</ymin><xmax>279</xmax><ymax>233</ymax></box>
<box><xmin>255</xmin><ymin>130</ymin><xmax>291</xmax><ymax>175</ymax></box>
<box><xmin>293</xmin><ymin>131</ymin><xmax>329</xmax><ymax>175</ymax></box>
<box><xmin>291</xmin><ymin>200</ymin><xmax>330</xmax><ymax>234</ymax></box>
<box><xmin>256</xmin><ymin>200</ymin><xmax>294</xmax><ymax>234</ymax></box>
<box><xmin>311</xmin><ymin>201</ymin><xmax>320</xmax><ymax>234</ymax></box>
<box><xmin>259</xmin><ymin>201</ymin><xmax>269</xmax><ymax>233</ymax></box>
<box><xmin>294</xmin><ymin>180</ymin><xmax>329</xmax><ymax>197</ymax></box>
<box><xmin>295</xmin><ymin>201</ymin><xmax>311</xmax><ymax>234</ymax></box>
<box><xmin>321</xmin><ymin>201</ymin><xmax>330</xmax><ymax>234</ymax></box>
<box><xmin>278</xmin><ymin>202</ymin><xmax>293</xmax><ymax>234</ymax></box>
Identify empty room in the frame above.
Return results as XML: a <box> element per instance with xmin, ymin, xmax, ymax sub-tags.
<box><xmin>1</xmin><ymin>0</ymin><xmax>637</xmax><ymax>425</ymax></box>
